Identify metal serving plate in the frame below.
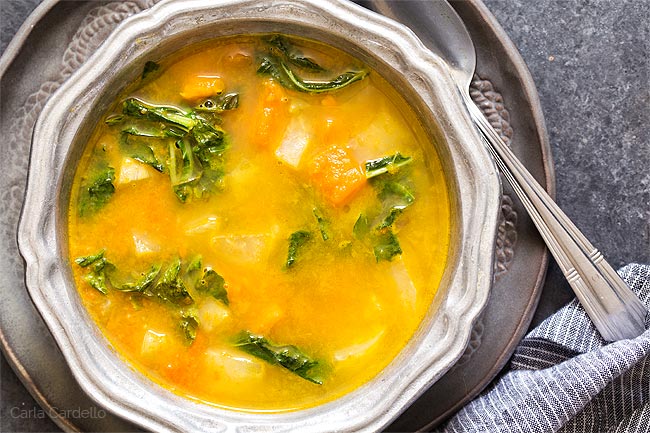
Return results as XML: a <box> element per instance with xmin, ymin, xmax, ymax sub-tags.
<box><xmin>0</xmin><ymin>0</ymin><xmax>552</xmax><ymax>431</ymax></box>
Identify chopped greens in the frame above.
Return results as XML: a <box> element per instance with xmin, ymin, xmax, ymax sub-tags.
<box><xmin>105</xmin><ymin>97</ymin><xmax>231</xmax><ymax>203</ymax></box>
<box><xmin>285</xmin><ymin>230</ymin><xmax>312</xmax><ymax>268</ymax></box>
<box><xmin>141</xmin><ymin>61</ymin><xmax>160</xmax><ymax>80</ymax></box>
<box><xmin>117</xmin><ymin>264</ymin><xmax>161</xmax><ymax>293</ymax></box>
<box><xmin>257</xmin><ymin>35</ymin><xmax>368</xmax><ymax>94</ymax></box>
<box><xmin>75</xmin><ymin>249</ymin><xmax>106</xmax><ymax>267</ymax></box>
<box><xmin>180</xmin><ymin>308</ymin><xmax>199</xmax><ymax>344</ymax></box>
<box><xmin>351</xmin><ymin>154</ymin><xmax>415</xmax><ymax>262</ymax></box>
<box><xmin>150</xmin><ymin>258</ymin><xmax>193</xmax><ymax>305</ymax></box>
<box><xmin>186</xmin><ymin>255</ymin><xmax>203</xmax><ymax>273</ymax></box>
<box><xmin>377</xmin><ymin>207</ymin><xmax>404</xmax><ymax>230</ymax></box>
<box><xmin>258</xmin><ymin>58</ymin><xmax>367</xmax><ymax>94</ymax></box>
<box><xmin>120</xmin><ymin>134</ymin><xmax>165</xmax><ymax>172</ymax></box>
<box><xmin>267</xmin><ymin>35</ymin><xmax>325</xmax><ymax>72</ymax></box>
<box><xmin>373</xmin><ymin>230</ymin><xmax>402</xmax><ymax>262</ymax></box>
<box><xmin>197</xmin><ymin>268</ymin><xmax>229</xmax><ymax>306</ymax></box>
<box><xmin>234</xmin><ymin>331</ymin><xmax>325</xmax><ymax>384</ymax></box>
<box><xmin>364</xmin><ymin>152</ymin><xmax>412</xmax><ymax>178</ymax></box>
<box><xmin>312</xmin><ymin>208</ymin><xmax>330</xmax><ymax>241</ymax></box>
<box><xmin>353</xmin><ymin>214</ymin><xmax>370</xmax><ymax>239</ymax></box>
<box><xmin>194</xmin><ymin>93</ymin><xmax>239</xmax><ymax>113</ymax></box>
<box><xmin>74</xmin><ymin>252</ymin><xmax>231</xmax><ymax>344</ymax></box>
<box><xmin>377</xmin><ymin>179</ymin><xmax>416</xmax><ymax>206</ymax></box>
<box><xmin>75</xmin><ymin>250</ymin><xmax>114</xmax><ymax>294</ymax></box>
<box><xmin>78</xmin><ymin>164</ymin><xmax>115</xmax><ymax>217</ymax></box>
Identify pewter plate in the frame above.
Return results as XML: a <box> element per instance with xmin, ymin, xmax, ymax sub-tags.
<box><xmin>0</xmin><ymin>0</ymin><xmax>553</xmax><ymax>431</ymax></box>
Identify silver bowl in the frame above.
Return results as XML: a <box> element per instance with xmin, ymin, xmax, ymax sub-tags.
<box><xmin>18</xmin><ymin>0</ymin><xmax>500</xmax><ymax>431</ymax></box>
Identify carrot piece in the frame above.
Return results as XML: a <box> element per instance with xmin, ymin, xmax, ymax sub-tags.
<box><xmin>180</xmin><ymin>75</ymin><xmax>225</xmax><ymax>101</ymax></box>
<box><xmin>252</xmin><ymin>79</ymin><xmax>291</xmax><ymax>149</ymax></box>
<box><xmin>307</xmin><ymin>145</ymin><xmax>366</xmax><ymax>205</ymax></box>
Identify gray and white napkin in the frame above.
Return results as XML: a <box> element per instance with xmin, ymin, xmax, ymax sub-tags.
<box><xmin>443</xmin><ymin>263</ymin><xmax>650</xmax><ymax>433</ymax></box>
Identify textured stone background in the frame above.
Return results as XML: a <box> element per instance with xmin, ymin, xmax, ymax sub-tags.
<box><xmin>1</xmin><ymin>0</ymin><xmax>648</xmax><ymax>431</ymax></box>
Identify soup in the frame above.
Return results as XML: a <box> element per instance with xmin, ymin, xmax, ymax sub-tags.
<box><xmin>68</xmin><ymin>34</ymin><xmax>450</xmax><ymax>411</ymax></box>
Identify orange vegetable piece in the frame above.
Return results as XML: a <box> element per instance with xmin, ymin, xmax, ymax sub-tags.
<box><xmin>307</xmin><ymin>145</ymin><xmax>366</xmax><ymax>205</ymax></box>
<box><xmin>180</xmin><ymin>75</ymin><xmax>225</xmax><ymax>101</ymax></box>
<box><xmin>252</xmin><ymin>79</ymin><xmax>291</xmax><ymax>149</ymax></box>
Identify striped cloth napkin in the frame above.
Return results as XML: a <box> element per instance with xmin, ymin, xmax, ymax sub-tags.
<box><xmin>443</xmin><ymin>263</ymin><xmax>650</xmax><ymax>433</ymax></box>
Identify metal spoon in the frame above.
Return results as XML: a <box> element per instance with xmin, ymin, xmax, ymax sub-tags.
<box><xmin>363</xmin><ymin>0</ymin><xmax>647</xmax><ymax>341</ymax></box>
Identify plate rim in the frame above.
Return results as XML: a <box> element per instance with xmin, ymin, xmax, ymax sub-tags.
<box><xmin>0</xmin><ymin>0</ymin><xmax>553</xmax><ymax>431</ymax></box>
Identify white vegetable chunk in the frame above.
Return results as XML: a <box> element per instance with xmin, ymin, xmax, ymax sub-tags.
<box><xmin>185</xmin><ymin>215</ymin><xmax>221</xmax><ymax>235</ymax></box>
<box><xmin>391</xmin><ymin>260</ymin><xmax>417</xmax><ymax>311</ymax></box>
<box><xmin>132</xmin><ymin>231</ymin><xmax>160</xmax><ymax>255</ymax></box>
<box><xmin>212</xmin><ymin>233</ymin><xmax>275</xmax><ymax>265</ymax></box>
<box><xmin>205</xmin><ymin>348</ymin><xmax>265</xmax><ymax>381</ymax></box>
<box><xmin>275</xmin><ymin>117</ymin><xmax>311</xmax><ymax>168</ymax></box>
<box><xmin>140</xmin><ymin>330</ymin><xmax>167</xmax><ymax>357</ymax></box>
<box><xmin>349</xmin><ymin>110</ymin><xmax>410</xmax><ymax>163</ymax></box>
<box><xmin>198</xmin><ymin>299</ymin><xmax>231</xmax><ymax>332</ymax></box>
<box><xmin>333</xmin><ymin>329</ymin><xmax>385</xmax><ymax>362</ymax></box>
<box><xmin>117</xmin><ymin>157</ymin><xmax>152</xmax><ymax>184</ymax></box>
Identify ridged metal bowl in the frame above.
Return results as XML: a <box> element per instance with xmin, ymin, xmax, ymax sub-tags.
<box><xmin>17</xmin><ymin>0</ymin><xmax>500</xmax><ymax>431</ymax></box>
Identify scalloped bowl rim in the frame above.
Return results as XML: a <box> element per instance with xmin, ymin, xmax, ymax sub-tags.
<box><xmin>18</xmin><ymin>0</ymin><xmax>500</xmax><ymax>431</ymax></box>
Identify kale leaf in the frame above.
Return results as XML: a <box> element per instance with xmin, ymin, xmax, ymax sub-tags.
<box><xmin>372</xmin><ymin>230</ymin><xmax>402</xmax><ymax>262</ymax></box>
<box><xmin>364</xmin><ymin>152</ymin><xmax>412</xmax><ymax>178</ymax></box>
<box><xmin>196</xmin><ymin>268</ymin><xmax>229</xmax><ymax>306</ymax></box>
<box><xmin>257</xmin><ymin>35</ymin><xmax>368</xmax><ymax>94</ymax></box>
<box><xmin>312</xmin><ymin>208</ymin><xmax>330</xmax><ymax>241</ymax></box>
<box><xmin>180</xmin><ymin>308</ymin><xmax>199</xmax><ymax>344</ymax></box>
<box><xmin>78</xmin><ymin>163</ymin><xmax>115</xmax><ymax>217</ymax></box>
<box><xmin>74</xmin><ymin>253</ymin><xmax>231</xmax><ymax>345</ymax></box>
<box><xmin>234</xmin><ymin>331</ymin><xmax>325</xmax><ymax>384</ymax></box>
<box><xmin>285</xmin><ymin>230</ymin><xmax>312</xmax><ymax>268</ymax></box>
<box><xmin>141</xmin><ymin>61</ymin><xmax>160</xmax><ymax>80</ymax></box>
<box><xmin>194</xmin><ymin>93</ymin><xmax>239</xmax><ymax>113</ymax></box>
<box><xmin>106</xmin><ymin>97</ymin><xmax>230</xmax><ymax>203</ymax></box>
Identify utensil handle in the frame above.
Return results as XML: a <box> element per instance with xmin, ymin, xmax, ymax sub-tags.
<box><xmin>463</xmin><ymin>93</ymin><xmax>647</xmax><ymax>341</ymax></box>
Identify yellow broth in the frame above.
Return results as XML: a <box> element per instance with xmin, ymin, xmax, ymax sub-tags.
<box><xmin>68</xmin><ymin>35</ymin><xmax>450</xmax><ymax>411</ymax></box>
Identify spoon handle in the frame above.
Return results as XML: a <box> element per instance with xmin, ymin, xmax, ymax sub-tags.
<box><xmin>463</xmin><ymin>93</ymin><xmax>647</xmax><ymax>341</ymax></box>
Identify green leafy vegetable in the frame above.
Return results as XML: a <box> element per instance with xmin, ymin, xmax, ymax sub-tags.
<box><xmin>258</xmin><ymin>57</ymin><xmax>367</xmax><ymax>94</ymax></box>
<box><xmin>121</xmin><ymin>98</ymin><xmax>196</xmax><ymax>131</ymax></box>
<box><xmin>117</xmin><ymin>264</ymin><xmax>161</xmax><ymax>293</ymax></box>
<box><xmin>186</xmin><ymin>255</ymin><xmax>202</xmax><ymax>273</ymax></box>
<box><xmin>285</xmin><ymin>230</ymin><xmax>312</xmax><ymax>268</ymax></box>
<box><xmin>257</xmin><ymin>35</ymin><xmax>368</xmax><ymax>94</ymax></box>
<box><xmin>84</xmin><ymin>271</ymin><xmax>109</xmax><ymax>295</ymax></box>
<box><xmin>78</xmin><ymin>164</ymin><xmax>115</xmax><ymax>217</ymax></box>
<box><xmin>196</xmin><ymin>268</ymin><xmax>228</xmax><ymax>306</ymax></box>
<box><xmin>266</xmin><ymin>35</ymin><xmax>325</xmax><ymax>72</ymax></box>
<box><xmin>353</xmin><ymin>214</ymin><xmax>370</xmax><ymax>239</ymax></box>
<box><xmin>373</xmin><ymin>230</ymin><xmax>402</xmax><ymax>262</ymax></box>
<box><xmin>312</xmin><ymin>208</ymin><xmax>330</xmax><ymax>241</ymax></box>
<box><xmin>180</xmin><ymin>308</ymin><xmax>199</xmax><ymax>344</ymax></box>
<box><xmin>353</xmin><ymin>153</ymin><xmax>415</xmax><ymax>262</ymax></box>
<box><xmin>75</xmin><ymin>249</ymin><xmax>106</xmax><ymax>267</ymax></box>
<box><xmin>120</xmin><ymin>134</ymin><xmax>165</xmax><ymax>172</ymax></box>
<box><xmin>377</xmin><ymin>179</ymin><xmax>415</xmax><ymax>206</ymax></box>
<box><xmin>234</xmin><ymin>331</ymin><xmax>325</xmax><ymax>384</ymax></box>
<box><xmin>76</xmin><ymin>250</ymin><xmax>113</xmax><ymax>294</ymax></box>
<box><xmin>141</xmin><ymin>61</ymin><xmax>160</xmax><ymax>80</ymax></box>
<box><xmin>150</xmin><ymin>258</ymin><xmax>193</xmax><ymax>305</ymax></box>
<box><xmin>194</xmin><ymin>93</ymin><xmax>239</xmax><ymax>113</ymax></box>
<box><xmin>74</xmin><ymin>253</ymin><xmax>232</xmax><ymax>345</ymax></box>
<box><xmin>377</xmin><ymin>207</ymin><xmax>404</xmax><ymax>230</ymax></box>
<box><xmin>364</xmin><ymin>152</ymin><xmax>412</xmax><ymax>179</ymax></box>
<box><xmin>106</xmin><ymin>97</ymin><xmax>230</xmax><ymax>203</ymax></box>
